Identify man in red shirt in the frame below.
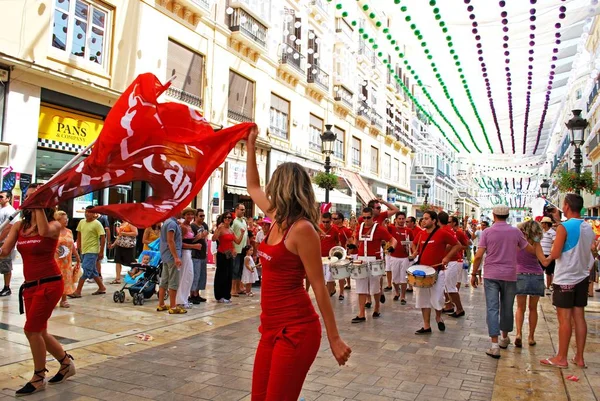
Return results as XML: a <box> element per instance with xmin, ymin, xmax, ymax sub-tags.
<box><xmin>319</xmin><ymin>212</ymin><xmax>340</xmax><ymax>298</ymax></box>
<box><xmin>359</xmin><ymin>199</ymin><xmax>399</xmax><ymax>225</ymax></box>
<box><xmin>405</xmin><ymin>216</ymin><xmax>422</xmax><ymax>292</ymax></box>
<box><xmin>438</xmin><ymin>212</ymin><xmax>469</xmax><ymax>318</ymax></box>
<box><xmin>387</xmin><ymin>212</ymin><xmax>413</xmax><ymax>304</ymax></box>
<box><xmin>333</xmin><ymin>212</ymin><xmax>353</xmax><ymax>295</ymax></box>
<box><xmin>411</xmin><ymin>211</ymin><xmax>461</xmax><ymax>334</ymax></box>
<box><xmin>352</xmin><ymin>207</ymin><xmax>397</xmax><ymax>323</ymax></box>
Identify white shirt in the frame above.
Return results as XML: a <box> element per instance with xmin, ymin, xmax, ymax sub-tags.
<box><xmin>554</xmin><ymin>219</ymin><xmax>595</xmax><ymax>285</ymax></box>
<box><xmin>540</xmin><ymin>228</ymin><xmax>556</xmax><ymax>255</ymax></box>
<box><xmin>0</xmin><ymin>204</ymin><xmax>16</xmax><ymax>226</ymax></box>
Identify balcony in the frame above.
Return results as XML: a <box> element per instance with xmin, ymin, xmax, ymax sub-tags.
<box><xmin>335</xmin><ymin>18</ymin><xmax>353</xmax><ymax>43</ymax></box>
<box><xmin>307</xmin><ymin>64</ymin><xmax>330</xmax><ymax>96</ymax></box>
<box><xmin>589</xmin><ymin>133</ymin><xmax>600</xmax><ymax>155</ymax></box>
<box><xmin>277</xmin><ymin>43</ymin><xmax>305</xmax><ymax>85</ymax></box>
<box><xmin>358</xmin><ymin>40</ymin><xmax>373</xmax><ymax>66</ymax></box>
<box><xmin>370</xmin><ymin>111</ymin><xmax>383</xmax><ymax>130</ymax></box>
<box><xmin>371</xmin><ymin>54</ymin><xmax>383</xmax><ymax>80</ymax></box>
<box><xmin>309</xmin><ymin>0</ymin><xmax>328</xmax><ymax>21</ymax></box>
<box><xmin>228</xmin><ymin>109</ymin><xmax>253</xmax><ymax>122</ymax></box>
<box><xmin>166</xmin><ymin>86</ymin><xmax>203</xmax><ymax>109</ymax></box>
<box><xmin>356</xmin><ymin>100</ymin><xmax>370</xmax><ymax>128</ymax></box>
<box><xmin>334</xmin><ymin>84</ymin><xmax>353</xmax><ymax>113</ymax></box>
<box><xmin>228</xmin><ymin>7</ymin><xmax>268</xmax><ymax>61</ymax></box>
<box><xmin>588</xmin><ymin>80</ymin><xmax>600</xmax><ymax>113</ymax></box>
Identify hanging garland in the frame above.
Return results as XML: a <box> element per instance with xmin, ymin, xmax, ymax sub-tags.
<box><xmin>498</xmin><ymin>1</ymin><xmax>516</xmax><ymax>153</ymax></box>
<box><xmin>522</xmin><ymin>3</ymin><xmax>537</xmax><ymax>154</ymax></box>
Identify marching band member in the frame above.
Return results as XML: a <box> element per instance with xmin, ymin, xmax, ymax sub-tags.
<box><xmin>387</xmin><ymin>212</ymin><xmax>413</xmax><ymax>304</ymax></box>
<box><xmin>438</xmin><ymin>212</ymin><xmax>469</xmax><ymax>318</ymax></box>
<box><xmin>333</xmin><ymin>211</ymin><xmax>354</xmax><ymax>294</ymax></box>
<box><xmin>351</xmin><ymin>207</ymin><xmax>397</xmax><ymax>323</ymax></box>
<box><xmin>319</xmin><ymin>213</ymin><xmax>340</xmax><ymax>298</ymax></box>
<box><xmin>411</xmin><ymin>211</ymin><xmax>461</xmax><ymax>334</ymax></box>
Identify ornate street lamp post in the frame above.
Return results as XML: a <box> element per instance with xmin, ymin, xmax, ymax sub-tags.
<box><xmin>423</xmin><ymin>179</ymin><xmax>431</xmax><ymax>205</ymax></box>
<box><xmin>320</xmin><ymin>125</ymin><xmax>336</xmax><ymax>204</ymax></box>
<box><xmin>540</xmin><ymin>179</ymin><xmax>550</xmax><ymax>198</ymax></box>
<box><xmin>565</xmin><ymin>110</ymin><xmax>589</xmax><ymax>195</ymax></box>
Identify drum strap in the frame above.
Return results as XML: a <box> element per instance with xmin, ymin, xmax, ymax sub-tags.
<box><xmin>359</xmin><ymin>222</ymin><xmax>378</xmax><ymax>257</ymax></box>
<box><xmin>417</xmin><ymin>227</ymin><xmax>438</xmax><ymax>260</ymax></box>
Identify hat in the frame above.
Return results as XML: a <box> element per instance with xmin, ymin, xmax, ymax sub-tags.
<box><xmin>492</xmin><ymin>205</ymin><xmax>510</xmax><ymax>216</ymax></box>
<box><xmin>262</xmin><ymin>217</ymin><xmax>272</xmax><ymax>224</ymax></box>
<box><xmin>540</xmin><ymin>216</ymin><xmax>553</xmax><ymax>224</ymax></box>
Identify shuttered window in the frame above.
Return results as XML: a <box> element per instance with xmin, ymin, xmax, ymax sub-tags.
<box><xmin>333</xmin><ymin>126</ymin><xmax>345</xmax><ymax>160</ymax></box>
<box><xmin>228</xmin><ymin>70</ymin><xmax>254</xmax><ymax>122</ymax></box>
<box><xmin>166</xmin><ymin>40</ymin><xmax>204</xmax><ymax>108</ymax></box>
<box><xmin>269</xmin><ymin>93</ymin><xmax>289</xmax><ymax>139</ymax></box>
<box><xmin>309</xmin><ymin>114</ymin><xmax>323</xmax><ymax>151</ymax></box>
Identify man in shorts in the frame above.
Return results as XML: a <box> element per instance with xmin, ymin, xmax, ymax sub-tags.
<box><xmin>540</xmin><ymin>216</ymin><xmax>556</xmax><ymax>295</ymax></box>
<box><xmin>71</xmin><ymin>206</ymin><xmax>106</xmax><ymax>298</ymax></box>
<box><xmin>0</xmin><ymin>191</ymin><xmax>15</xmax><ymax>296</ymax></box>
<box><xmin>190</xmin><ymin>209</ymin><xmax>209</xmax><ymax>304</ymax></box>
<box><xmin>540</xmin><ymin>194</ymin><xmax>594</xmax><ymax>368</ymax></box>
<box><xmin>95</xmin><ymin>213</ymin><xmax>111</xmax><ymax>279</ymax></box>
<box><xmin>387</xmin><ymin>211</ymin><xmax>413</xmax><ymax>304</ymax></box>
<box><xmin>157</xmin><ymin>213</ymin><xmax>184</xmax><ymax>314</ymax></box>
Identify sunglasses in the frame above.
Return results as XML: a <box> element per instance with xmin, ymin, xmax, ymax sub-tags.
<box><xmin>322</xmin><ymin>220</ymin><xmax>331</xmax><ymax>224</ymax></box>
<box><xmin>363</xmin><ymin>216</ymin><xmax>373</xmax><ymax>220</ymax></box>
<box><xmin>374</xmin><ymin>206</ymin><xmax>381</xmax><ymax>210</ymax></box>
<box><xmin>198</xmin><ymin>215</ymin><xmax>205</xmax><ymax>218</ymax></box>
<box><xmin>224</xmin><ymin>216</ymin><xmax>232</xmax><ymax>220</ymax></box>
<box><xmin>332</xmin><ymin>217</ymin><xmax>342</xmax><ymax>220</ymax></box>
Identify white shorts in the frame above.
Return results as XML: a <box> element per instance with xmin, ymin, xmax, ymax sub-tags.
<box><xmin>385</xmin><ymin>255</ymin><xmax>392</xmax><ymax>272</ymax></box>
<box><xmin>323</xmin><ymin>264</ymin><xmax>334</xmax><ymax>283</ymax></box>
<box><xmin>390</xmin><ymin>257</ymin><xmax>410</xmax><ymax>284</ymax></box>
<box><xmin>460</xmin><ymin>267</ymin><xmax>469</xmax><ymax>284</ymax></box>
<box><xmin>415</xmin><ymin>270</ymin><xmax>445</xmax><ymax>310</ymax></box>
<box><xmin>354</xmin><ymin>275</ymin><xmax>381</xmax><ymax>295</ymax></box>
<box><xmin>445</xmin><ymin>262</ymin><xmax>460</xmax><ymax>294</ymax></box>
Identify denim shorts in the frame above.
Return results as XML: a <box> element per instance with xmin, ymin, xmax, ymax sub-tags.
<box><xmin>81</xmin><ymin>253</ymin><xmax>99</xmax><ymax>279</ymax></box>
<box><xmin>516</xmin><ymin>273</ymin><xmax>545</xmax><ymax>296</ymax></box>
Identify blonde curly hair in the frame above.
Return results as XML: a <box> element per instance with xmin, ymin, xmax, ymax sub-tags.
<box><xmin>517</xmin><ymin>219</ymin><xmax>543</xmax><ymax>242</ymax></box>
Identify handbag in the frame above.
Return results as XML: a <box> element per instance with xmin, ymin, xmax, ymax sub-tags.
<box><xmin>115</xmin><ymin>235</ymin><xmax>136</xmax><ymax>248</ymax></box>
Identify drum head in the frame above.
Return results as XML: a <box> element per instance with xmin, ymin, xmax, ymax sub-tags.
<box><xmin>322</xmin><ymin>256</ymin><xmax>339</xmax><ymax>264</ymax></box>
<box><xmin>408</xmin><ymin>265</ymin><xmax>436</xmax><ymax>274</ymax></box>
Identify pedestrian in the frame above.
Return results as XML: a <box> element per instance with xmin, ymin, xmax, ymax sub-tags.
<box><xmin>333</xmin><ymin>211</ymin><xmax>353</xmax><ymax>291</ymax></box>
<box><xmin>231</xmin><ymin>203</ymin><xmax>248</xmax><ymax>297</ymax></box>
<box><xmin>0</xmin><ymin>190</ymin><xmax>16</xmax><ymax>297</ymax></box>
<box><xmin>109</xmin><ymin>220</ymin><xmax>138</xmax><ymax>284</ymax></box>
<box><xmin>471</xmin><ymin>205</ymin><xmax>528</xmax><ymax>359</ymax></box>
<box><xmin>319</xmin><ymin>212</ymin><xmax>340</xmax><ymax>297</ymax></box>
<box><xmin>241</xmin><ymin>245</ymin><xmax>258</xmax><ymax>296</ymax></box>
<box><xmin>69</xmin><ymin>206</ymin><xmax>106</xmax><ymax>298</ymax></box>
<box><xmin>212</xmin><ymin>212</ymin><xmax>245</xmax><ymax>303</ymax></box>
<box><xmin>156</xmin><ymin>213</ymin><xmax>186</xmax><ymax>314</ymax></box>
<box><xmin>142</xmin><ymin>224</ymin><xmax>161</xmax><ymax>250</ymax></box>
<box><xmin>54</xmin><ymin>211</ymin><xmax>81</xmax><ymax>308</ymax></box>
<box><xmin>540</xmin><ymin>194</ymin><xmax>594</xmax><ymax>369</ymax></box>
<box><xmin>190</xmin><ymin>209</ymin><xmax>209</xmax><ymax>303</ymax></box>
<box><xmin>246</xmin><ymin>127</ymin><xmax>351</xmax><ymax>400</ymax></box>
<box><xmin>95</xmin><ymin>213</ymin><xmax>110</xmax><ymax>279</ymax></box>
<box><xmin>386</xmin><ymin>211</ymin><xmax>413</xmax><ymax>304</ymax></box>
<box><xmin>441</xmin><ymin>213</ymin><xmax>470</xmax><ymax>318</ymax></box>
<box><xmin>514</xmin><ymin>220</ymin><xmax>545</xmax><ymax>348</ymax></box>
<box><xmin>540</xmin><ymin>216</ymin><xmax>556</xmax><ymax>295</ymax></box>
<box><xmin>0</xmin><ymin>184</ymin><xmax>75</xmax><ymax>396</ymax></box>
<box><xmin>177</xmin><ymin>208</ymin><xmax>200</xmax><ymax>308</ymax></box>
<box><xmin>411</xmin><ymin>211</ymin><xmax>460</xmax><ymax>334</ymax></box>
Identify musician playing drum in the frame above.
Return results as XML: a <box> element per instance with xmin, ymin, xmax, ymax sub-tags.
<box><xmin>411</xmin><ymin>211</ymin><xmax>462</xmax><ymax>335</ymax></box>
<box><xmin>387</xmin><ymin>211</ymin><xmax>414</xmax><ymax>304</ymax></box>
<box><xmin>319</xmin><ymin>213</ymin><xmax>340</xmax><ymax>298</ymax></box>
<box><xmin>351</xmin><ymin>207</ymin><xmax>397</xmax><ymax>323</ymax></box>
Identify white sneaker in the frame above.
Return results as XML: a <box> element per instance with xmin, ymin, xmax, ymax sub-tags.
<box><xmin>486</xmin><ymin>347</ymin><xmax>501</xmax><ymax>359</ymax></box>
<box><xmin>223</xmin><ymin>299</ymin><xmax>232</xmax><ymax>304</ymax></box>
<box><xmin>499</xmin><ymin>336</ymin><xmax>511</xmax><ymax>349</ymax></box>
<box><xmin>217</xmin><ymin>299</ymin><xmax>225</xmax><ymax>303</ymax></box>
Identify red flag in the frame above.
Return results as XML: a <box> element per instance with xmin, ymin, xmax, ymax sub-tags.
<box><xmin>22</xmin><ymin>73</ymin><xmax>255</xmax><ymax>227</ymax></box>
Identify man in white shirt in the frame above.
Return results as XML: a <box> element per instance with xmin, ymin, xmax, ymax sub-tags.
<box><xmin>540</xmin><ymin>194</ymin><xmax>594</xmax><ymax>369</ymax></box>
<box><xmin>540</xmin><ymin>216</ymin><xmax>556</xmax><ymax>294</ymax></box>
<box><xmin>0</xmin><ymin>191</ymin><xmax>16</xmax><ymax>297</ymax></box>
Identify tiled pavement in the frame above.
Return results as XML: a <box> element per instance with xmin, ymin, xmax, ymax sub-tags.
<box><xmin>0</xmin><ymin>263</ymin><xmax>599</xmax><ymax>400</ymax></box>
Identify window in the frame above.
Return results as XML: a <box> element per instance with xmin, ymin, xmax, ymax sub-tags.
<box><xmin>401</xmin><ymin>162</ymin><xmax>407</xmax><ymax>185</ymax></box>
<box><xmin>392</xmin><ymin>158</ymin><xmax>399</xmax><ymax>182</ymax></box>
<box><xmin>283</xmin><ymin>8</ymin><xmax>301</xmax><ymax>50</ymax></box>
<box><xmin>416</xmin><ymin>184</ymin><xmax>422</xmax><ymax>198</ymax></box>
<box><xmin>166</xmin><ymin>40</ymin><xmax>204</xmax><ymax>108</ymax></box>
<box><xmin>352</xmin><ymin>137</ymin><xmax>361</xmax><ymax>166</ymax></box>
<box><xmin>309</xmin><ymin>114</ymin><xmax>323</xmax><ymax>151</ymax></box>
<box><xmin>228</xmin><ymin>71</ymin><xmax>255</xmax><ymax>122</ymax></box>
<box><xmin>269</xmin><ymin>93</ymin><xmax>290</xmax><ymax>139</ymax></box>
<box><xmin>383</xmin><ymin>153</ymin><xmax>391</xmax><ymax>179</ymax></box>
<box><xmin>370</xmin><ymin>146</ymin><xmax>379</xmax><ymax>174</ymax></box>
<box><xmin>52</xmin><ymin>0</ymin><xmax>110</xmax><ymax>69</ymax></box>
<box><xmin>308</xmin><ymin>30</ymin><xmax>319</xmax><ymax>67</ymax></box>
<box><xmin>333</xmin><ymin>126</ymin><xmax>345</xmax><ymax>160</ymax></box>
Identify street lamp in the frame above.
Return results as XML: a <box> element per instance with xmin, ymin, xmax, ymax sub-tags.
<box><xmin>471</xmin><ymin>207</ymin><xmax>476</xmax><ymax>219</ymax></box>
<box><xmin>321</xmin><ymin>124</ymin><xmax>336</xmax><ymax>204</ymax></box>
<box><xmin>423</xmin><ymin>179</ymin><xmax>431</xmax><ymax>205</ymax></box>
<box><xmin>455</xmin><ymin>199</ymin><xmax>460</xmax><ymax>214</ymax></box>
<box><xmin>566</xmin><ymin>109</ymin><xmax>589</xmax><ymax>194</ymax></box>
<box><xmin>540</xmin><ymin>179</ymin><xmax>550</xmax><ymax>197</ymax></box>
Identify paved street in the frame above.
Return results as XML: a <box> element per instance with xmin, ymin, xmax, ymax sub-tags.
<box><xmin>0</xmin><ymin>263</ymin><xmax>599</xmax><ymax>400</ymax></box>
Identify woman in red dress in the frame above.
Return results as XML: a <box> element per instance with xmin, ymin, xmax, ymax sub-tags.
<box><xmin>0</xmin><ymin>184</ymin><xmax>75</xmax><ymax>396</ymax></box>
<box><xmin>246</xmin><ymin>127</ymin><xmax>351</xmax><ymax>400</ymax></box>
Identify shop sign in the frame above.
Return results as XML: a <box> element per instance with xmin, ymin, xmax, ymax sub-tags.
<box><xmin>73</xmin><ymin>193</ymin><xmax>94</xmax><ymax>219</ymax></box>
<box><xmin>38</xmin><ymin>106</ymin><xmax>104</xmax><ymax>147</ymax></box>
<box><xmin>226</xmin><ymin>161</ymin><xmax>246</xmax><ymax>187</ymax></box>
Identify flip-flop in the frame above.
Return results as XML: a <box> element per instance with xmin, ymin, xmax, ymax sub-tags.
<box><xmin>540</xmin><ymin>358</ymin><xmax>568</xmax><ymax>369</ymax></box>
<box><xmin>109</xmin><ymin>280</ymin><xmax>121</xmax><ymax>285</ymax></box>
<box><xmin>67</xmin><ymin>294</ymin><xmax>81</xmax><ymax>299</ymax></box>
<box><xmin>570</xmin><ymin>358</ymin><xmax>588</xmax><ymax>369</ymax></box>
<box><xmin>91</xmin><ymin>290</ymin><xmax>106</xmax><ymax>295</ymax></box>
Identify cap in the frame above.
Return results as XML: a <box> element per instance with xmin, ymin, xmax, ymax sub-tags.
<box><xmin>263</xmin><ymin>217</ymin><xmax>272</xmax><ymax>224</ymax></box>
<box><xmin>540</xmin><ymin>216</ymin><xmax>553</xmax><ymax>224</ymax></box>
<box><xmin>492</xmin><ymin>205</ymin><xmax>510</xmax><ymax>216</ymax></box>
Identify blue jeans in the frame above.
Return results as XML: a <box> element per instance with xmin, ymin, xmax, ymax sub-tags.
<box><xmin>484</xmin><ymin>279</ymin><xmax>517</xmax><ymax>337</ymax></box>
<box><xmin>191</xmin><ymin>258</ymin><xmax>207</xmax><ymax>291</ymax></box>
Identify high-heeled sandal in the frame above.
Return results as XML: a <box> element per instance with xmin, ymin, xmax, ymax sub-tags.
<box><xmin>15</xmin><ymin>368</ymin><xmax>48</xmax><ymax>396</ymax></box>
<box><xmin>48</xmin><ymin>353</ymin><xmax>76</xmax><ymax>384</ymax></box>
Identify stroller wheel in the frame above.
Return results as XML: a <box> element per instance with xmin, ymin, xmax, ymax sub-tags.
<box><xmin>133</xmin><ymin>294</ymin><xmax>138</xmax><ymax>305</ymax></box>
<box><xmin>113</xmin><ymin>291</ymin><xmax>120</xmax><ymax>303</ymax></box>
<box><xmin>119</xmin><ymin>291</ymin><xmax>126</xmax><ymax>303</ymax></box>
<box><xmin>138</xmin><ymin>294</ymin><xmax>145</xmax><ymax>305</ymax></box>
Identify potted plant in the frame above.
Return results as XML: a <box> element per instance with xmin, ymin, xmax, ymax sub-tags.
<box><xmin>554</xmin><ymin>170</ymin><xmax>598</xmax><ymax>194</ymax></box>
<box><xmin>313</xmin><ymin>172</ymin><xmax>338</xmax><ymax>190</ymax></box>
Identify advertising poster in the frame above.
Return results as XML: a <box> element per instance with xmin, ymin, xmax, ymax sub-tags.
<box><xmin>73</xmin><ymin>193</ymin><xmax>94</xmax><ymax>219</ymax></box>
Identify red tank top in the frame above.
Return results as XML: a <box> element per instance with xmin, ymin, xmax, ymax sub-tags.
<box><xmin>17</xmin><ymin>233</ymin><xmax>61</xmax><ymax>281</ymax></box>
<box><xmin>257</xmin><ymin>222</ymin><xmax>319</xmax><ymax>329</ymax></box>
<box><xmin>217</xmin><ymin>232</ymin><xmax>235</xmax><ymax>253</ymax></box>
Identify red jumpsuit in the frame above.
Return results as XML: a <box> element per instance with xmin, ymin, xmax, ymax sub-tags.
<box><xmin>252</xmin><ymin>223</ymin><xmax>321</xmax><ymax>400</ymax></box>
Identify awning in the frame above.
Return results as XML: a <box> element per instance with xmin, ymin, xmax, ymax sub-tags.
<box><xmin>343</xmin><ymin>171</ymin><xmax>377</xmax><ymax>206</ymax></box>
<box><xmin>225</xmin><ymin>185</ymin><xmax>249</xmax><ymax>196</ymax></box>
<box><xmin>313</xmin><ymin>185</ymin><xmax>354</xmax><ymax>206</ymax></box>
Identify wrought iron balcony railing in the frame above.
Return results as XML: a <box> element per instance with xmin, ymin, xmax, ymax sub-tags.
<box><xmin>228</xmin><ymin>109</ymin><xmax>253</xmax><ymax>122</ymax></box>
<box><xmin>371</xmin><ymin>111</ymin><xmax>383</xmax><ymax>129</ymax></box>
<box><xmin>228</xmin><ymin>7</ymin><xmax>267</xmax><ymax>48</ymax></box>
<box><xmin>307</xmin><ymin>64</ymin><xmax>329</xmax><ymax>91</ymax></box>
<box><xmin>280</xmin><ymin>43</ymin><xmax>305</xmax><ymax>74</ymax></box>
<box><xmin>357</xmin><ymin>100</ymin><xmax>370</xmax><ymax>118</ymax></box>
<box><xmin>334</xmin><ymin>84</ymin><xmax>353</xmax><ymax>109</ymax></box>
<box><xmin>166</xmin><ymin>87</ymin><xmax>203</xmax><ymax>108</ymax></box>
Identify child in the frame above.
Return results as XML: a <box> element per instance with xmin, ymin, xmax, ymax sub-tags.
<box><xmin>241</xmin><ymin>245</ymin><xmax>259</xmax><ymax>296</ymax></box>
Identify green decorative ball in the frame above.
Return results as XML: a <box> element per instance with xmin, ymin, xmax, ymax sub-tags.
<box><xmin>362</xmin><ymin>4</ymin><xmax>369</xmax><ymax>11</ymax></box>
<box><xmin>368</xmin><ymin>38</ymin><xmax>374</xmax><ymax>43</ymax></box>
<box><xmin>435</xmin><ymin>14</ymin><xmax>441</xmax><ymax>20</ymax></box>
<box><xmin>429</xmin><ymin>0</ymin><xmax>436</xmax><ymax>5</ymax></box>
<box><xmin>421</xmin><ymin>42</ymin><xmax>427</xmax><ymax>47</ymax></box>
<box><xmin>336</xmin><ymin>3</ymin><xmax>342</xmax><ymax>10</ymax></box>
<box><xmin>401</xmin><ymin>6</ymin><xmax>407</xmax><ymax>12</ymax></box>
<box><xmin>410</xmin><ymin>24</ymin><xmax>416</xmax><ymax>30</ymax></box>
<box><xmin>427</xmin><ymin>55</ymin><xmax>432</xmax><ymax>60</ymax></box>
<box><xmin>373</xmin><ymin>44</ymin><xmax>379</xmax><ymax>49</ymax></box>
<box><xmin>383</xmin><ymin>28</ymin><xmax>389</xmax><ymax>33</ymax></box>
<box><xmin>369</xmin><ymin>12</ymin><xmax>376</xmax><ymax>19</ymax></box>
<box><xmin>376</xmin><ymin>21</ymin><xmax>382</xmax><ymax>27</ymax></box>
<box><xmin>405</xmin><ymin>16</ymin><xmax>411</xmax><ymax>22</ymax></box>
<box><xmin>391</xmin><ymin>40</ymin><xmax>396</xmax><ymax>45</ymax></box>
<box><xmin>359</xmin><ymin>28</ymin><xmax>364</xmax><ymax>33</ymax></box>
<box><xmin>342</xmin><ymin>11</ymin><xmax>348</xmax><ymax>17</ymax></box>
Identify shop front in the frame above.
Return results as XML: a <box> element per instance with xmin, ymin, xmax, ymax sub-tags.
<box><xmin>388</xmin><ymin>187</ymin><xmax>414</xmax><ymax>214</ymax></box>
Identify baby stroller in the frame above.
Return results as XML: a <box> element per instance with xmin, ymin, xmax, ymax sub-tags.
<box><xmin>113</xmin><ymin>250</ymin><xmax>165</xmax><ymax>306</ymax></box>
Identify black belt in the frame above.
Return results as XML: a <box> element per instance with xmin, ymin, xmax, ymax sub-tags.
<box><xmin>19</xmin><ymin>275</ymin><xmax>62</xmax><ymax>315</ymax></box>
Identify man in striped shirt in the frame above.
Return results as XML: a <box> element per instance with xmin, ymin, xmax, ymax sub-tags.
<box><xmin>540</xmin><ymin>216</ymin><xmax>556</xmax><ymax>294</ymax></box>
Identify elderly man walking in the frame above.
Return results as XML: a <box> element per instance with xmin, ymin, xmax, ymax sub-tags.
<box><xmin>472</xmin><ymin>205</ymin><xmax>528</xmax><ymax>359</ymax></box>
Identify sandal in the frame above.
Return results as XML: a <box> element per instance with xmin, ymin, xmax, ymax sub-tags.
<box><xmin>59</xmin><ymin>301</ymin><xmax>70</xmax><ymax>308</ymax></box>
<box><xmin>15</xmin><ymin>368</ymin><xmax>48</xmax><ymax>396</ymax></box>
<box><xmin>67</xmin><ymin>293</ymin><xmax>81</xmax><ymax>299</ymax></box>
<box><xmin>91</xmin><ymin>290</ymin><xmax>106</xmax><ymax>295</ymax></box>
<box><xmin>570</xmin><ymin>357</ymin><xmax>588</xmax><ymax>369</ymax></box>
<box><xmin>109</xmin><ymin>280</ymin><xmax>121</xmax><ymax>285</ymax></box>
<box><xmin>515</xmin><ymin>337</ymin><xmax>522</xmax><ymax>348</ymax></box>
<box><xmin>540</xmin><ymin>358</ymin><xmax>568</xmax><ymax>369</ymax></box>
<box><xmin>49</xmin><ymin>353</ymin><xmax>75</xmax><ymax>384</ymax></box>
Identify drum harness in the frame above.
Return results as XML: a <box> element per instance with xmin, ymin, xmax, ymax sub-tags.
<box><xmin>358</xmin><ymin>222</ymin><xmax>379</xmax><ymax>259</ymax></box>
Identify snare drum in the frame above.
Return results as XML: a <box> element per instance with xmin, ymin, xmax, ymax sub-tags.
<box><xmin>330</xmin><ymin>260</ymin><xmax>351</xmax><ymax>280</ymax></box>
<box><xmin>368</xmin><ymin>260</ymin><xmax>385</xmax><ymax>277</ymax></box>
<box><xmin>407</xmin><ymin>265</ymin><xmax>438</xmax><ymax>288</ymax></box>
<box><xmin>349</xmin><ymin>261</ymin><xmax>369</xmax><ymax>279</ymax></box>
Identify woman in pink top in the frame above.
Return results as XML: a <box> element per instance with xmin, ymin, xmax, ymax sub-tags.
<box><xmin>515</xmin><ymin>220</ymin><xmax>545</xmax><ymax>347</ymax></box>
